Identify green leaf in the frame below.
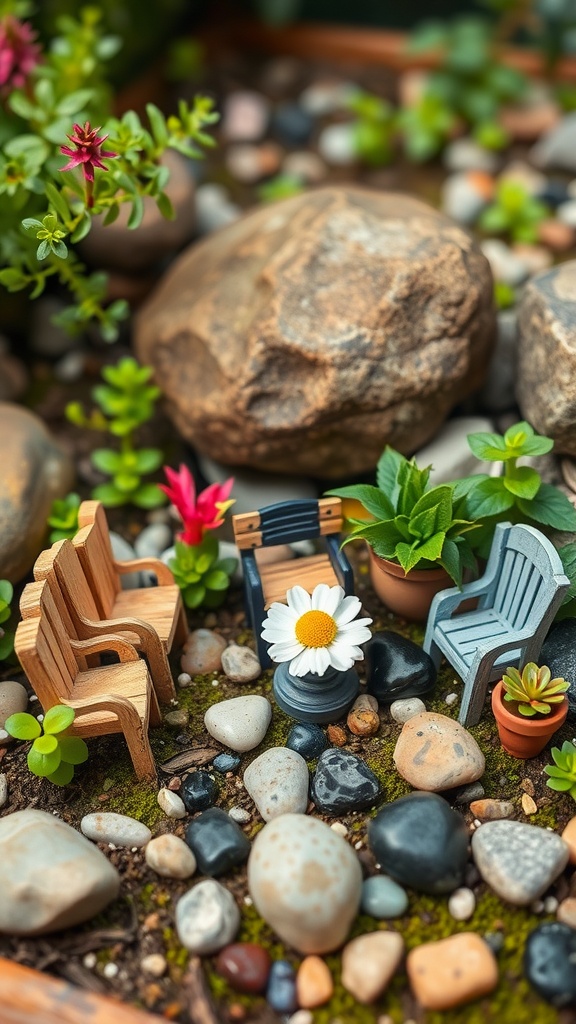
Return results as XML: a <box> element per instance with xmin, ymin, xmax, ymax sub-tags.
<box><xmin>343</xmin><ymin>519</ymin><xmax>400</xmax><ymax>559</ymax></box>
<box><xmin>36</xmin><ymin>239</ymin><xmax>51</xmax><ymax>261</ymax></box>
<box><xmin>0</xmin><ymin>631</ymin><xmax>14</xmax><ymax>660</ymax></box>
<box><xmin>376</xmin><ymin>447</ymin><xmax>404</xmax><ymax>505</ymax></box>
<box><xmin>134</xmin><ymin>448</ymin><xmax>163</xmax><ymax>474</ymax></box>
<box><xmin>47</xmin><ymin>760</ymin><xmax>75</xmax><ymax>785</ymax></box>
<box><xmin>33</xmin><ymin>734</ymin><xmax>58</xmax><ymax>755</ymax></box>
<box><xmin>217</xmin><ymin>557</ymin><xmax>238</xmax><ymax>576</ymax></box>
<box><xmin>409</xmin><ymin>486</ymin><xmax>453</xmax><ymax>538</ymax></box>
<box><xmin>439</xmin><ymin>536</ymin><xmax>462</xmax><ymax>586</ymax></box>
<box><xmin>328</xmin><ymin>484</ymin><xmax>394</xmax><ymax>521</ymax></box>
<box><xmin>51</xmin><ymin>239</ymin><xmax>68</xmax><ymax>259</ymax></box>
<box><xmin>559</xmin><ymin>542</ymin><xmax>576</xmax><ymax>605</ymax></box>
<box><xmin>467</xmin><ymin>431</ymin><xmax>509</xmax><ymax>461</ymax></box>
<box><xmin>133</xmin><ymin>483</ymin><xmax>166</xmax><ymax>509</ymax></box>
<box><xmin>127</xmin><ymin>195</ymin><xmax>144</xmax><ymax>229</ymax></box>
<box><xmin>146</xmin><ymin>103</ymin><xmax>168</xmax><ymax>147</ymax></box>
<box><xmin>114</xmin><ymin>472</ymin><xmax>140</xmax><ymax>494</ymax></box>
<box><xmin>28</xmin><ymin>743</ymin><xmax>61</xmax><ymax>778</ymax></box>
<box><xmin>0</xmin><ymin>268</ymin><xmax>29</xmax><ymax>291</ymax></box>
<box><xmin>58</xmin><ymin>736</ymin><xmax>89</xmax><ymax>765</ymax></box>
<box><xmin>0</xmin><ymin>580</ymin><xmax>13</xmax><ymax>606</ymax></box>
<box><xmin>464</xmin><ymin>477</ymin><xmax>515</xmax><ymax>518</ymax></box>
<box><xmin>399</xmin><ymin>531</ymin><xmax>445</xmax><ymax>572</ymax></box>
<box><xmin>55</xmin><ymin>88</ymin><xmax>94</xmax><ymax>116</ymax></box>
<box><xmin>70</xmin><ymin>213</ymin><xmax>92</xmax><ymax>244</ymax></box>
<box><xmin>43</xmin><ymin>705</ymin><xmax>75</xmax><ymax>735</ymax></box>
<box><xmin>503</xmin><ymin>466</ymin><xmax>541</xmax><ymax>499</ymax></box>
<box><xmin>92</xmin><ymin>482</ymin><xmax>129</xmax><ymax>507</ymax></box>
<box><xmin>156</xmin><ymin>192</ymin><xmax>175</xmax><ymax>220</ymax></box>
<box><xmin>92</xmin><ymin>448</ymin><xmax>122</xmax><ymax>474</ymax></box>
<box><xmin>5</xmin><ymin>713</ymin><xmax>41</xmax><ymax>740</ymax></box>
<box><xmin>45</xmin><ymin>182</ymin><xmax>70</xmax><ymax>222</ymax></box>
<box><xmin>204</xmin><ymin>569</ymin><xmax>230</xmax><ymax>591</ymax></box>
<box><xmin>196</xmin><ymin>553</ymin><xmax>214</xmax><ymax>574</ymax></box>
<box><xmin>545</xmin><ymin>777</ymin><xmax>574</xmax><ymax>792</ymax></box>
<box><xmin>8</xmin><ymin>92</ymin><xmax>37</xmax><ymax>119</ymax></box>
<box><xmin>184</xmin><ymin>583</ymin><xmax>206</xmax><ymax>608</ymax></box>
<box><xmin>518</xmin><ymin>484</ymin><xmax>576</xmax><ymax>531</ymax></box>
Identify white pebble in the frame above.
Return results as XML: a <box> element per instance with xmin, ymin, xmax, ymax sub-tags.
<box><xmin>157</xmin><ymin>788</ymin><xmax>186</xmax><ymax>820</ymax></box>
<box><xmin>229</xmin><ymin>807</ymin><xmax>251</xmax><ymax>824</ymax></box>
<box><xmin>544</xmin><ymin>896</ymin><xmax>559</xmax><ymax>914</ymax></box>
<box><xmin>83</xmin><ymin>953</ymin><xmax>97</xmax><ymax>969</ymax></box>
<box><xmin>445</xmin><ymin>693</ymin><xmax>458</xmax><ymax>706</ymax></box>
<box><xmin>531</xmin><ymin>899</ymin><xmax>545</xmax><ymax>914</ymax></box>
<box><xmin>145</xmin><ymin>834</ymin><xmax>196</xmax><ymax>879</ymax></box>
<box><xmin>178</xmin><ymin>673</ymin><xmax>192</xmax><ymax>688</ymax></box>
<box><xmin>390</xmin><ymin>698</ymin><xmax>426</xmax><ymax>724</ymax></box>
<box><xmin>289</xmin><ymin>1012</ymin><xmax>314</xmax><ymax>1024</ymax></box>
<box><xmin>448</xmin><ymin>887</ymin><xmax>476</xmax><ymax>921</ymax></box>
<box><xmin>176</xmin><ymin>879</ymin><xmax>240</xmax><ymax>954</ymax></box>
<box><xmin>103</xmin><ymin>962</ymin><xmax>118</xmax><ymax>979</ymax></box>
<box><xmin>141</xmin><ymin>953</ymin><xmax>167</xmax><ymax>977</ymax></box>
<box><xmin>0</xmin><ymin>774</ymin><xmax>7</xmax><ymax>809</ymax></box>
<box><xmin>81</xmin><ymin>812</ymin><xmax>152</xmax><ymax>848</ymax></box>
<box><xmin>330</xmin><ymin>822</ymin><xmax>348</xmax><ymax>837</ymax></box>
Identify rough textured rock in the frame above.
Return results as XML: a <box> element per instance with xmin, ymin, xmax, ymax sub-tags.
<box><xmin>524</xmin><ymin>922</ymin><xmax>576</xmax><ymax>1008</ymax></box>
<box><xmin>393</xmin><ymin>712</ymin><xmax>485</xmax><ymax>792</ymax></box>
<box><xmin>175</xmin><ymin>879</ymin><xmax>240</xmax><ymax>954</ymax></box>
<box><xmin>0</xmin><ymin>403</ymin><xmax>74</xmax><ymax>582</ymax></box>
<box><xmin>341</xmin><ymin>931</ymin><xmax>404</xmax><ymax>1004</ymax></box>
<box><xmin>472</xmin><ymin>820</ymin><xmax>570</xmax><ymax>905</ymax></box>
<box><xmin>243</xmin><ymin>747</ymin><xmax>309</xmax><ymax>821</ymax></box>
<box><xmin>134</xmin><ymin>187</ymin><xmax>495</xmax><ymax>477</ymax></box>
<box><xmin>0</xmin><ymin>809</ymin><xmax>120</xmax><ymax>935</ymax></box>
<box><xmin>517</xmin><ymin>263</ymin><xmax>576</xmax><ymax>454</ymax></box>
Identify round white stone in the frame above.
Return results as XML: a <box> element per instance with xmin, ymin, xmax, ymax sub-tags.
<box><xmin>145</xmin><ymin>834</ymin><xmax>196</xmax><ymax>879</ymax></box>
<box><xmin>157</xmin><ymin>788</ymin><xmax>186</xmax><ymax>819</ymax></box>
<box><xmin>221</xmin><ymin>644</ymin><xmax>262</xmax><ymax>683</ymax></box>
<box><xmin>390</xmin><ymin>698</ymin><xmax>426</xmax><ymax>724</ymax></box>
<box><xmin>244</xmin><ymin>747</ymin><xmax>309</xmax><ymax>821</ymax></box>
<box><xmin>81</xmin><ymin>812</ymin><xmax>152</xmax><ymax>848</ymax></box>
<box><xmin>0</xmin><ymin>809</ymin><xmax>119</xmax><ymax>935</ymax></box>
<box><xmin>448</xmin><ymin>887</ymin><xmax>476</xmax><ymax>921</ymax></box>
<box><xmin>248</xmin><ymin>813</ymin><xmax>362</xmax><ymax>954</ymax></box>
<box><xmin>176</xmin><ymin>879</ymin><xmax>240</xmax><ymax>953</ymax></box>
<box><xmin>204</xmin><ymin>695</ymin><xmax>272</xmax><ymax>752</ymax></box>
<box><xmin>229</xmin><ymin>807</ymin><xmax>251</xmax><ymax>824</ymax></box>
<box><xmin>141</xmin><ymin>953</ymin><xmax>167</xmax><ymax>977</ymax></box>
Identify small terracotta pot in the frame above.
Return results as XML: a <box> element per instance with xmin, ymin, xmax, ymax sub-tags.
<box><xmin>491</xmin><ymin>681</ymin><xmax>569</xmax><ymax>759</ymax></box>
<box><xmin>368</xmin><ymin>549</ymin><xmax>452</xmax><ymax>622</ymax></box>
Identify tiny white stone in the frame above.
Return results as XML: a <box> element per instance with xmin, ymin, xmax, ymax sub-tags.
<box><xmin>544</xmin><ymin>895</ymin><xmax>559</xmax><ymax>914</ymax></box>
<box><xmin>37</xmin><ymin>714</ymin><xmax>44</xmax><ymax>722</ymax></box>
<box><xmin>445</xmin><ymin>693</ymin><xmax>458</xmax><ymax>706</ymax></box>
<box><xmin>176</xmin><ymin>879</ymin><xmax>240</xmax><ymax>954</ymax></box>
<box><xmin>229</xmin><ymin>807</ymin><xmax>251</xmax><ymax>824</ymax></box>
<box><xmin>157</xmin><ymin>788</ymin><xmax>186</xmax><ymax>820</ymax></box>
<box><xmin>0</xmin><ymin>730</ymin><xmax>8</xmax><ymax>742</ymax></box>
<box><xmin>0</xmin><ymin>774</ymin><xmax>7</xmax><ymax>809</ymax></box>
<box><xmin>81</xmin><ymin>812</ymin><xmax>152</xmax><ymax>848</ymax></box>
<box><xmin>330</xmin><ymin>822</ymin><xmax>348</xmax><ymax>837</ymax></box>
<box><xmin>531</xmin><ymin>899</ymin><xmax>545</xmax><ymax>914</ymax></box>
<box><xmin>103</xmin><ymin>962</ymin><xmax>118</xmax><ymax>979</ymax></box>
<box><xmin>289</xmin><ymin>1012</ymin><xmax>314</xmax><ymax>1024</ymax></box>
<box><xmin>145</xmin><ymin>834</ymin><xmax>197</xmax><ymax>879</ymax></box>
<box><xmin>83</xmin><ymin>953</ymin><xmax>97</xmax><ymax>969</ymax></box>
<box><xmin>448</xmin><ymin>887</ymin><xmax>476</xmax><ymax>921</ymax></box>
<box><xmin>390</xmin><ymin>697</ymin><xmax>426</xmax><ymax>724</ymax></box>
<box><xmin>29</xmin><ymin>694</ymin><xmax>39</xmax><ymax>702</ymax></box>
<box><xmin>243</xmin><ymin>895</ymin><xmax>253</xmax><ymax>905</ymax></box>
<box><xmin>141</xmin><ymin>953</ymin><xmax>167</xmax><ymax>977</ymax></box>
<box><xmin>177</xmin><ymin>673</ymin><xmax>192</xmax><ymax>688</ymax></box>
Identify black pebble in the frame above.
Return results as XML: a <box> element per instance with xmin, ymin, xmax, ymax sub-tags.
<box><xmin>365</xmin><ymin>631</ymin><xmax>437</xmax><ymax>703</ymax></box>
<box><xmin>368</xmin><ymin>792</ymin><xmax>469</xmax><ymax>895</ymax></box>
<box><xmin>311</xmin><ymin>748</ymin><xmax>381</xmax><ymax>815</ymax></box>
<box><xmin>181</xmin><ymin>770</ymin><xmax>219</xmax><ymax>812</ymax></box>
<box><xmin>272</xmin><ymin>103</ymin><xmax>314</xmax><ymax>146</ymax></box>
<box><xmin>286</xmin><ymin>722</ymin><xmax>327</xmax><ymax>760</ymax></box>
<box><xmin>524</xmin><ymin>922</ymin><xmax>576</xmax><ymax>1007</ymax></box>
<box><xmin>185</xmin><ymin>807</ymin><xmax>251</xmax><ymax>876</ymax></box>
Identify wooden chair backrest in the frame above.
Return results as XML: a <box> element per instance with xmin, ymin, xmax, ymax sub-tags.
<box><xmin>75</xmin><ymin>500</ymin><xmax>120</xmax><ymax>618</ymax></box>
<box><xmin>15</xmin><ymin>579</ymin><xmax>78</xmax><ymax>709</ymax></box>
<box><xmin>33</xmin><ymin>540</ymin><xmax>103</xmax><ymax>670</ymax></box>
<box><xmin>491</xmin><ymin>524</ymin><xmax>567</xmax><ymax>631</ymax></box>
<box><xmin>233</xmin><ymin>498</ymin><xmax>343</xmax><ymax>551</ymax></box>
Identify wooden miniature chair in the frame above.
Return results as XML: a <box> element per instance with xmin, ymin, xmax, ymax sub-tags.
<box><xmin>423</xmin><ymin>523</ymin><xmax>570</xmax><ymax>727</ymax></box>
<box><xmin>233</xmin><ymin>498</ymin><xmax>354</xmax><ymax>667</ymax></box>
<box><xmin>34</xmin><ymin>539</ymin><xmax>176</xmax><ymax>704</ymax></box>
<box><xmin>73</xmin><ymin>501</ymin><xmax>188</xmax><ymax>656</ymax></box>
<box><xmin>15</xmin><ymin>579</ymin><xmax>160</xmax><ymax>780</ymax></box>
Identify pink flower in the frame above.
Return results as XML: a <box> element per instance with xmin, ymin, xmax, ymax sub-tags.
<box><xmin>160</xmin><ymin>464</ymin><xmax>235</xmax><ymax>546</ymax></box>
<box><xmin>60</xmin><ymin>122</ymin><xmax>117</xmax><ymax>206</ymax></box>
<box><xmin>0</xmin><ymin>15</ymin><xmax>41</xmax><ymax>94</ymax></box>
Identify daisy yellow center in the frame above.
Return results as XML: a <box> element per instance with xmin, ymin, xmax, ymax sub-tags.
<box><xmin>295</xmin><ymin>610</ymin><xmax>337</xmax><ymax>648</ymax></box>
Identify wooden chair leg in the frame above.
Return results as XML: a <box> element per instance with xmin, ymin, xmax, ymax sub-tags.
<box><xmin>146</xmin><ymin>647</ymin><xmax>176</xmax><ymax>705</ymax></box>
<box><xmin>174</xmin><ymin>599</ymin><xmax>188</xmax><ymax>647</ymax></box>
<box><xmin>148</xmin><ymin>684</ymin><xmax>162</xmax><ymax>728</ymax></box>
<box><xmin>121</xmin><ymin>708</ymin><xmax>156</xmax><ymax>781</ymax></box>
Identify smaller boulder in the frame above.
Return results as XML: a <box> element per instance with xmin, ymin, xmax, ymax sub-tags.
<box><xmin>393</xmin><ymin>712</ymin><xmax>485</xmax><ymax>791</ymax></box>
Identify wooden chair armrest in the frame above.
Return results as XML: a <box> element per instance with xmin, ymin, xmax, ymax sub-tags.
<box><xmin>70</xmin><ymin>635</ymin><xmax>140</xmax><ymax>662</ymax></box>
<box><xmin>77</xmin><ymin>613</ymin><xmax>162</xmax><ymax>650</ymax></box>
<box><xmin>61</xmin><ymin>692</ymin><xmax>146</xmax><ymax>733</ymax></box>
<box><xmin>113</xmin><ymin>557</ymin><xmax>175</xmax><ymax>586</ymax></box>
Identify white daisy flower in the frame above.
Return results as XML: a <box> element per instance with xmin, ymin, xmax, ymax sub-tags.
<box><xmin>261</xmin><ymin>583</ymin><xmax>373</xmax><ymax>678</ymax></box>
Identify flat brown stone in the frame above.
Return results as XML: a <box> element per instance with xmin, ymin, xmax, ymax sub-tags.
<box><xmin>407</xmin><ymin>933</ymin><xmax>498</xmax><ymax>1010</ymax></box>
<box><xmin>393</xmin><ymin>712</ymin><xmax>485</xmax><ymax>791</ymax></box>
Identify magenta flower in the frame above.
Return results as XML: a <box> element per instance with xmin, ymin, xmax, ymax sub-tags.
<box><xmin>60</xmin><ymin>122</ymin><xmax>117</xmax><ymax>207</ymax></box>
<box><xmin>0</xmin><ymin>15</ymin><xmax>41</xmax><ymax>95</ymax></box>
<box><xmin>160</xmin><ymin>464</ymin><xmax>235</xmax><ymax>547</ymax></box>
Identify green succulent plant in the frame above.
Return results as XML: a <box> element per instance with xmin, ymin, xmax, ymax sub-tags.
<box><xmin>479</xmin><ymin>180</ymin><xmax>549</xmax><ymax>243</ymax></box>
<box><xmin>4</xmin><ymin>705</ymin><xmax>88</xmax><ymax>785</ymax></box>
<box><xmin>544</xmin><ymin>740</ymin><xmax>576</xmax><ymax>800</ymax></box>
<box><xmin>47</xmin><ymin>491</ymin><xmax>81</xmax><ymax>542</ymax></box>
<box><xmin>169</xmin><ymin>534</ymin><xmax>237</xmax><ymax>609</ymax></box>
<box><xmin>347</xmin><ymin>90</ymin><xmax>397</xmax><ymax>167</ymax></box>
<box><xmin>501</xmin><ymin>662</ymin><xmax>570</xmax><ymax>716</ymax></box>
<box><xmin>0</xmin><ymin>579</ymin><xmax>15</xmax><ymax>661</ymax></box>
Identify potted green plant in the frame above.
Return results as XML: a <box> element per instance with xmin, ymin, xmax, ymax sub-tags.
<box><xmin>492</xmin><ymin>663</ymin><xmax>570</xmax><ymax>759</ymax></box>
<box><xmin>327</xmin><ymin>446</ymin><xmax>478</xmax><ymax>621</ymax></box>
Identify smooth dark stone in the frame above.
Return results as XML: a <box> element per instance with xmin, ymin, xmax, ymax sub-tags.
<box><xmin>273</xmin><ymin>664</ymin><xmax>359</xmax><ymax>724</ymax></box>
<box><xmin>185</xmin><ymin>807</ymin><xmax>251</xmax><ymax>876</ymax></box>
<box><xmin>540</xmin><ymin>620</ymin><xmax>576</xmax><ymax>719</ymax></box>
<box><xmin>212</xmin><ymin>752</ymin><xmax>241</xmax><ymax>773</ymax></box>
<box><xmin>215</xmin><ymin>943</ymin><xmax>271</xmax><ymax>994</ymax></box>
<box><xmin>311</xmin><ymin>748</ymin><xmax>381</xmax><ymax>815</ymax></box>
<box><xmin>524</xmin><ymin>922</ymin><xmax>576</xmax><ymax>1007</ymax></box>
<box><xmin>272</xmin><ymin>103</ymin><xmax>314</xmax><ymax>145</ymax></box>
<box><xmin>266</xmin><ymin>959</ymin><xmax>297</xmax><ymax>1014</ymax></box>
<box><xmin>365</xmin><ymin>631</ymin><xmax>437</xmax><ymax>703</ymax></box>
<box><xmin>286</xmin><ymin>722</ymin><xmax>327</xmax><ymax>760</ymax></box>
<box><xmin>368</xmin><ymin>792</ymin><xmax>469</xmax><ymax>895</ymax></box>
<box><xmin>181</xmin><ymin>770</ymin><xmax>218</xmax><ymax>812</ymax></box>
<box><xmin>537</xmin><ymin>180</ymin><xmax>570</xmax><ymax>208</ymax></box>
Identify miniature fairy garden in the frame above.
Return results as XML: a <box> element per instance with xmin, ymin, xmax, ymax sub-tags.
<box><xmin>3</xmin><ymin>2</ymin><xmax>576</xmax><ymax>1023</ymax></box>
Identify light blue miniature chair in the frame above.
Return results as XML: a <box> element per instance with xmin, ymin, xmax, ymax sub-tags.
<box><xmin>423</xmin><ymin>523</ymin><xmax>570</xmax><ymax>727</ymax></box>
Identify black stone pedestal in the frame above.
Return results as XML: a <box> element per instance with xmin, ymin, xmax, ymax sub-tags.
<box><xmin>273</xmin><ymin>664</ymin><xmax>359</xmax><ymax>724</ymax></box>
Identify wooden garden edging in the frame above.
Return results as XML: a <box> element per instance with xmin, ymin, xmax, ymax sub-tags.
<box><xmin>0</xmin><ymin>957</ymin><xmax>165</xmax><ymax>1024</ymax></box>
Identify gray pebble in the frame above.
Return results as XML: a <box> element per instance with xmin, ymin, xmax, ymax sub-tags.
<box><xmin>360</xmin><ymin>875</ymin><xmax>409</xmax><ymax>919</ymax></box>
<box><xmin>176</xmin><ymin>879</ymin><xmax>240</xmax><ymax>953</ymax></box>
<box><xmin>81</xmin><ymin>812</ymin><xmax>152</xmax><ymax>848</ymax></box>
<box><xmin>390</xmin><ymin>698</ymin><xmax>426</xmax><ymax>724</ymax></box>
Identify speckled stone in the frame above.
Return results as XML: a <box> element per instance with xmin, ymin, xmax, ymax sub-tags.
<box><xmin>311</xmin><ymin>749</ymin><xmax>381</xmax><ymax>815</ymax></box>
<box><xmin>145</xmin><ymin>834</ymin><xmax>197</xmax><ymax>879</ymax></box>
<box><xmin>360</xmin><ymin>875</ymin><xmax>409</xmax><ymax>919</ymax></box>
<box><xmin>296</xmin><ymin>955</ymin><xmax>334</xmax><ymax>1008</ymax></box>
<box><xmin>204</xmin><ymin>695</ymin><xmax>272</xmax><ymax>752</ymax></box>
<box><xmin>390</xmin><ymin>697</ymin><xmax>426</xmax><ymax>724</ymax></box>
<box><xmin>0</xmin><ymin>681</ymin><xmax>28</xmax><ymax>732</ymax></box>
<box><xmin>393</xmin><ymin>712</ymin><xmax>485</xmax><ymax>792</ymax></box>
<box><xmin>470</xmin><ymin>798</ymin><xmax>514</xmax><ymax>820</ymax></box>
<box><xmin>368</xmin><ymin>792</ymin><xmax>469</xmax><ymax>895</ymax></box>
<box><xmin>181</xmin><ymin>771</ymin><xmax>218</xmax><ymax>813</ymax></box>
<box><xmin>185</xmin><ymin>807</ymin><xmax>251</xmax><ymax>876</ymax></box>
<box><xmin>524</xmin><ymin>922</ymin><xmax>576</xmax><ymax>1007</ymax></box>
<box><xmin>221</xmin><ymin>644</ymin><xmax>261</xmax><ymax>683</ymax></box>
<box><xmin>243</xmin><ymin>747</ymin><xmax>309</xmax><ymax>821</ymax></box>
<box><xmin>175</xmin><ymin>879</ymin><xmax>240</xmax><ymax>954</ymax></box>
<box><xmin>347</xmin><ymin>694</ymin><xmax>380</xmax><ymax>736</ymax></box>
<box><xmin>248</xmin><ymin>814</ymin><xmax>362</xmax><ymax>954</ymax></box>
<box><xmin>286</xmin><ymin>722</ymin><xmax>327</xmax><ymax>760</ymax></box>
<box><xmin>80</xmin><ymin>812</ymin><xmax>151</xmax><ymax>848</ymax></box>
<box><xmin>472</xmin><ymin>820</ymin><xmax>570</xmax><ymax>906</ymax></box>
<box><xmin>215</xmin><ymin>943</ymin><xmax>271</xmax><ymax>993</ymax></box>
<box><xmin>341</xmin><ymin>931</ymin><xmax>404</xmax><ymax>1003</ymax></box>
<box><xmin>407</xmin><ymin>933</ymin><xmax>499</xmax><ymax>1009</ymax></box>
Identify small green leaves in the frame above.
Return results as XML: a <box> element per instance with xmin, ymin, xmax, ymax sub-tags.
<box><xmin>478</xmin><ymin>181</ymin><xmax>549</xmax><ymax>242</ymax></box>
<box><xmin>47</xmin><ymin>492</ymin><xmax>81</xmax><ymax>542</ymax></box>
<box><xmin>170</xmin><ymin>535</ymin><xmax>236</xmax><ymax>610</ymax></box>
<box><xmin>502</xmin><ymin>662</ymin><xmax>569</xmax><ymax>717</ymax></box>
<box><xmin>5</xmin><ymin>704</ymin><xmax>88</xmax><ymax>786</ymax></box>
<box><xmin>544</xmin><ymin>741</ymin><xmax>576</xmax><ymax>800</ymax></box>
<box><xmin>23</xmin><ymin>213</ymin><xmax>68</xmax><ymax>260</ymax></box>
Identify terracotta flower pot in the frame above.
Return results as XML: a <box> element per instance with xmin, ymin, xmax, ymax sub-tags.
<box><xmin>491</xmin><ymin>681</ymin><xmax>569</xmax><ymax>759</ymax></box>
<box><xmin>368</xmin><ymin>548</ymin><xmax>452</xmax><ymax>622</ymax></box>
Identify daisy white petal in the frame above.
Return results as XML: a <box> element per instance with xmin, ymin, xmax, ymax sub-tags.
<box><xmin>327</xmin><ymin>647</ymin><xmax>353</xmax><ymax>671</ymax></box>
<box><xmin>333</xmin><ymin>595</ymin><xmax>363</xmax><ymax>624</ymax></box>
<box><xmin>267</xmin><ymin>640</ymin><xmax>303</xmax><ymax>658</ymax></box>
<box><xmin>338</xmin><ymin>624</ymin><xmax>373</xmax><ymax>646</ymax></box>
<box><xmin>290</xmin><ymin>649</ymin><xmax>314</xmax><ymax>677</ymax></box>
<box><xmin>287</xmin><ymin>586</ymin><xmax>312</xmax><ymax>615</ymax></box>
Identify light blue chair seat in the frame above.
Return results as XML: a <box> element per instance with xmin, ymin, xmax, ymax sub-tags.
<box><xmin>424</xmin><ymin>523</ymin><xmax>569</xmax><ymax>726</ymax></box>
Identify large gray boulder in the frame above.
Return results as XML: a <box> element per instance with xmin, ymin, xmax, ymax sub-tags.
<box><xmin>135</xmin><ymin>187</ymin><xmax>495</xmax><ymax>478</ymax></box>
